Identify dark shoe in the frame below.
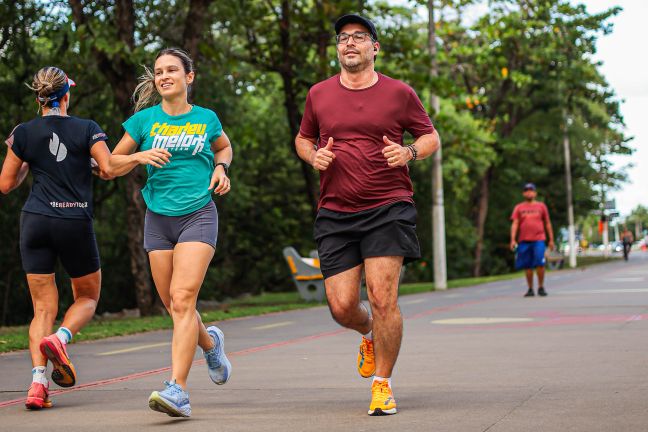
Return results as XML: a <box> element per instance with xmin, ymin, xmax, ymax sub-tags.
<box><xmin>538</xmin><ymin>287</ymin><xmax>547</xmax><ymax>297</ymax></box>
<box><xmin>524</xmin><ymin>288</ymin><xmax>535</xmax><ymax>297</ymax></box>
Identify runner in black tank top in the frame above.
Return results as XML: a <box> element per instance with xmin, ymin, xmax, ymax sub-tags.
<box><xmin>0</xmin><ymin>66</ymin><xmax>113</xmax><ymax>410</ymax></box>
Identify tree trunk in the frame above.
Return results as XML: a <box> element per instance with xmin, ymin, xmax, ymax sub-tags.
<box><xmin>124</xmin><ymin>171</ymin><xmax>155</xmax><ymax>314</ymax></box>
<box><xmin>2</xmin><ymin>270</ymin><xmax>12</xmax><ymax>326</ymax></box>
<box><xmin>473</xmin><ymin>166</ymin><xmax>492</xmax><ymax>277</ymax></box>
<box><xmin>183</xmin><ymin>0</ymin><xmax>215</xmax><ymax>61</ymax></box>
<box><xmin>278</xmin><ymin>0</ymin><xmax>318</xmax><ymax>216</ymax></box>
<box><xmin>69</xmin><ymin>0</ymin><xmax>155</xmax><ymax>315</ymax></box>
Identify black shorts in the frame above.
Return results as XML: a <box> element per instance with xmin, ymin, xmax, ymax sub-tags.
<box><xmin>19</xmin><ymin>211</ymin><xmax>100</xmax><ymax>278</ymax></box>
<box><xmin>314</xmin><ymin>201</ymin><xmax>421</xmax><ymax>279</ymax></box>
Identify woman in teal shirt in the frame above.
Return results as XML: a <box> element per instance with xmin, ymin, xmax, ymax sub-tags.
<box><xmin>109</xmin><ymin>48</ymin><xmax>232</xmax><ymax>418</ymax></box>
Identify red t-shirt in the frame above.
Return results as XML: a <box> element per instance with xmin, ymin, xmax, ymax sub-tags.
<box><xmin>511</xmin><ymin>201</ymin><xmax>550</xmax><ymax>242</ymax></box>
<box><xmin>299</xmin><ymin>73</ymin><xmax>435</xmax><ymax>212</ymax></box>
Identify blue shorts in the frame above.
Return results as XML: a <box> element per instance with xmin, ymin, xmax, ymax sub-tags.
<box><xmin>516</xmin><ymin>241</ymin><xmax>546</xmax><ymax>269</ymax></box>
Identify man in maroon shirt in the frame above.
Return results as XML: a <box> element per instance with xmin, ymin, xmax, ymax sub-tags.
<box><xmin>510</xmin><ymin>183</ymin><xmax>555</xmax><ymax>297</ymax></box>
<box><xmin>295</xmin><ymin>14</ymin><xmax>440</xmax><ymax>416</ymax></box>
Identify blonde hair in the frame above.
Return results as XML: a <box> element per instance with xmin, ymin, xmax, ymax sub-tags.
<box><xmin>132</xmin><ymin>48</ymin><xmax>195</xmax><ymax>112</ymax></box>
<box><xmin>26</xmin><ymin>67</ymin><xmax>68</xmax><ymax>112</ymax></box>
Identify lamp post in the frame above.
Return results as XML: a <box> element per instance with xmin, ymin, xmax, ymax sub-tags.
<box><xmin>428</xmin><ymin>0</ymin><xmax>447</xmax><ymax>289</ymax></box>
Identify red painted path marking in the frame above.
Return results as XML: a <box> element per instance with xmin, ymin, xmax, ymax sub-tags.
<box><xmin>0</xmin><ymin>294</ymin><xmax>505</xmax><ymax>409</ymax></box>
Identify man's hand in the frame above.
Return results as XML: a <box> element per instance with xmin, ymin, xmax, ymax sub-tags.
<box><xmin>311</xmin><ymin>137</ymin><xmax>336</xmax><ymax>171</ymax></box>
<box><xmin>510</xmin><ymin>240</ymin><xmax>518</xmax><ymax>251</ymax></box>
<box><xmin>548</xmin><ymin>240</ymin><xmax>555</xmax><ymax>251</ymax></box>
<box><xmin>382</xmin><ymin>136</ymin><xmax>411</xmax><ymax>168</ymax></box>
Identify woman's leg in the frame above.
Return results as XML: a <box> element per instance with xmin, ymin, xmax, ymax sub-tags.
<box><xmin>168</xmin><ymin>242</ymin><xmax>215</xmax><ymax>388</ymax></box>
<box><xmin>149</xmin><ymin>250</ymin><xmax>214</xmax><ymax>352</ymax></box>
<box><xmin>61</xmin><ymin>269</ymin><xmax>101</xmax><ymax>334</ymax></box>
<box><xmin>26</xmin><ymin>274</ymin><xmax>58</xmax><ymax>368</ymax></box>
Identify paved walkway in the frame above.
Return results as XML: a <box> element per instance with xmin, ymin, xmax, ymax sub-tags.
<box><xmin>1</xmin><ymin>254</ymin><xmax>647</xmax><ymax>431</ymax></box>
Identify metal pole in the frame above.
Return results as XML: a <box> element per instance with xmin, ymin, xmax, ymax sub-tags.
<box><xmin>428</xmin><ymin>0</ymin><xmax>447</xmax><ymax>289</ymax></box>
<box><xmin>563</xmin><ymin>110</ymin><xmax>577</xmax><ymax>268</ymax></box>
<box><xmin>602</xmin><ymin>223</ymin><xmax>609</xmax><ymax>257</ymax></box>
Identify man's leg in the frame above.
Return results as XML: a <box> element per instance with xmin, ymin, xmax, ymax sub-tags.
<box><xmin>364</xmin><ymin>256</ymin><xmax>402</xmax><ymax>416</ymax></box>
<box><xmin>536</xmin><ymin>266</ymin><xmax>545</xmax><ymax>287</ymax></box>
<box><xmin>525</xmin><ymin>269</ymin><xmax>534</xmax><ymax>290</ymax></box>
<box><xmin>364</xmin><ymin>256</ymin><xmax>402</xmax><ymax>378</ymax></box>
<box><xmin>535</xmin><ymin>241</ymin><xmax>547</xmax><ymax>296</ymax></box>
<box><xmin>324</xmin><ymin>264</ymin><xmax>371</xmax><ymax>334</ymax></box>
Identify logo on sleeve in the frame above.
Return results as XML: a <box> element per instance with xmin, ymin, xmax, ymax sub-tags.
<box><xmin>49</xmin><ymin>132</ymin><xmax>67</xmax><ymax>162</ymax></box>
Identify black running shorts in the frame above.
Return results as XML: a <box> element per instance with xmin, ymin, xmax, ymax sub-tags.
<box><xmin>314</xmin><ymin>201</ymin><xmax>421</xmax><ymax>279</ymax></box>
<box><xmin>19</xmin><ymin>211</ymin><xmax>100</xmax><ymax>278</ymax></box>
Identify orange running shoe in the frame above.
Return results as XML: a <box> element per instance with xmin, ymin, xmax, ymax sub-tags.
<box><xmin>25</xmin><ymin>382</ymin><xmax>52</xmax><ymax>410</ymax></box>
<box><xmin>368</xmin><ymin>380</ymin><xmax>397</xmax><ymax>416</ymax></box>
<box><xmin>39</xmin><ymin>335</ymin><xmax>76</xmax><ymax>387</ymax></box>
<box><xmin>357</xmin><ymin>336</ymin><xmax>375</xmax><ymax>378</ymax></box>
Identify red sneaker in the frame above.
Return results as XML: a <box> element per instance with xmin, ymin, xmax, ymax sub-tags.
<box><xmin>39</xmin><ymin>335</ymin><xmax>77</xmax><ymax>387</ymax></box>
<box><xmin>25</xmin><ymin>382</ymin><xmax>52</xmax><ymax>409</ymax></box>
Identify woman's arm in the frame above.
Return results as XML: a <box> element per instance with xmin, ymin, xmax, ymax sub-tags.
<box><xmin>0</xmin><ymin>148</ymin><xmax>27</xmax><ymax>194</ymax></box>
<box><xmin>109</xmin><ymin>132</ymin><xmax>172</xmax><ymax>177</ymax></box>
<box><xmin>209</xmin><ymin>131</ymin><xmax>232</xmax><ymax>195</ymax></box>
<box><xmin>90</xmin><ymin>141</ymin><xmax>115</xmax><ymax>180</ymax></box>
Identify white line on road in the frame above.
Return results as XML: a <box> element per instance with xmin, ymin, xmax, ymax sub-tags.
<box><xmin>251</xmin><ymin>321</ymin><xmax>295</xmax><ymax>330</ymax></box>
<box><xmin>559</xmin><ymin>288</ymin><xmax>648</xmax><ymax>294</ymax></box>
<box><xmin>402</xmin><ymin>298</ymin><xmax>426</xmax><ymax>305</ymax></box>
<box><xmin>97</xmin><ymin>342</ymin><xmax>170</xmax><ymax>356</ymax></box>
<box><xmin>603</xmin><ymin>277</ymin><xmax>645</xmax><ymax>282</ymax></box>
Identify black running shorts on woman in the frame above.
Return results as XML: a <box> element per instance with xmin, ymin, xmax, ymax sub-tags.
<box><xmin>314</xmin><ymin>201</ymin><xmax>421</xmax><ymax>279</ymax></box>
<box><xmin>20</xmin><ymin>212</ymin><xmax>100</xmax><ymax>277</ymax></box>
<box><xmin>144</xmin><ymin>200</ymin><xmax>218</xmax><ymax>252</ymax></box>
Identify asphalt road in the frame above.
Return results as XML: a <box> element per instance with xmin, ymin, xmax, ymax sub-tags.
<box><xmin>1</xmin><ymin>253</ymin><xmax>647</xmax><ymax>431</ymax></box>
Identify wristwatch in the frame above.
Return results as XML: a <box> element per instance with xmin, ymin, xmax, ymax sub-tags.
<box><xmin>215</xmin><ymin>162</ymin><xmax>229</xmax><ymax>175</ymax></box>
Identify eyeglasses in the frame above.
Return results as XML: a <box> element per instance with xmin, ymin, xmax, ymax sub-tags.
<box><xmin>336</xmin><ymin>32</ymin><xmax>374</xmax><ymax>44</ymax></box>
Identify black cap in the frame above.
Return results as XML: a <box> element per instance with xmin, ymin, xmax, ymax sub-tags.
<box><xmin>335</xmin><ymin>14</ymin><xmax>378</xmax><ymax>41</ymax></box>
<box><xmin>523</xmin><ymin>182</ymin><xmax>536</xmax><ymax>191</ymax></box>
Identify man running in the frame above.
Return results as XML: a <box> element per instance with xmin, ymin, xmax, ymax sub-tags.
<box><xmin>295</xmin><ymin>14</ymin><xmax>440</xmax><ymax>416</ymax></box>
<box><xmin>510</xmin><ymin>183</ymin><xmax>555</xmax><ymax>297</ymax></box>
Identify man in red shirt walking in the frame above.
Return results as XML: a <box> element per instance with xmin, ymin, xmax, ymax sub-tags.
<box><xmin>510</xmin><ymin>183</ymin><xmax>555</xmax><ymax>297</ymax></box>
<box><xmin>295</xmin><ymin>14</ymin><xmax>440</xmax><ymax>416</ymax></box>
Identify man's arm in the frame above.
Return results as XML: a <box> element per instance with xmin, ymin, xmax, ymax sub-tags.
<box><xmin>411</xmin><ymin>130</ymin><xmax>440</xmax><ymax>160</ymax></box>
<box><xmin>545</xmin><ymin>219</ymin><xmax>555</xmax><ymax>250</ymax></box>
<box><xmin>295</xmin><ymin>133</ymin><xmax>335</xmax><ymax>171</ymax></box>
<box><xmin>510</xmin><ymin>219</ymin><xmax>519</xmax><ymax>251</ymax></box>
<box><xmin>382</xmin><ymin>130</ymin><xmax>440</xmax><ymax>167</ymax></box>
<box><xmin>295</xmin><ymin>133</ymin><xmax>317</xmax><ymax>166</ymax></box>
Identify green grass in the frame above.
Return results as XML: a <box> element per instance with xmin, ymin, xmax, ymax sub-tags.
<box><xmin>0</xmin><ymin>255</ymin><xmax>621</xmax><ymax>353</ymax></box>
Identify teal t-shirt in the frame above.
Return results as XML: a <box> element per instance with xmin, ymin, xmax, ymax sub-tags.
<box><xmin>123</xmin><ymin>104</ymin><xmax>222</xmax><ymax>216</ymax></box>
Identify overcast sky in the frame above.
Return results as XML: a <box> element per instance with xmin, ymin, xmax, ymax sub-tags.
<box><xmin>581</xmin><ymin>0</ymin><xmax>646</xmax><ymax>217</ymax></box>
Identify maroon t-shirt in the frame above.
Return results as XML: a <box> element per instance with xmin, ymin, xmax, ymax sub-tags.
<box><xmin>511</xmin><ymin>201</ymin><xmax>550</xmax><ymax>242</ymax></box>
<box><xmin>299</xmin><ymin>73</ymin><xmax>435</xmax><ymax>213</ymax></box>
